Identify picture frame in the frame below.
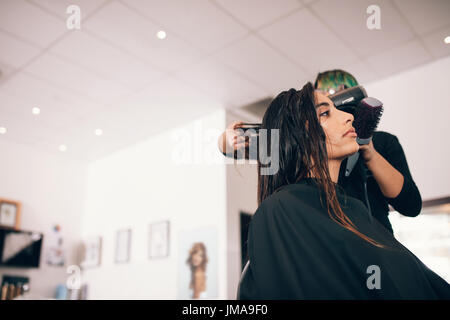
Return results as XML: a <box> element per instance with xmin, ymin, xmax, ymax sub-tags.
<box><xmin>0</xmin><ymin>198</ymin><xmax>21</xmax><ymax>230</ymax></box>
<box><xmin>81</xmin><ymin>236</ymin><xmax>102</xmax><ymax>269</ymax></box>
<box><xmin>149</xmin><ymin>220</ymin><xmax>170</xmax><ymax>259</ymax></box>
<box><xmin>115</xmin><ymin>229</ymin><xmax>131</xmax><ymax>263</ymax></box>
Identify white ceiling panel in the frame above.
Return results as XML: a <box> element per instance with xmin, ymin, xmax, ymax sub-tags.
<box><xmin>49</xmin><ymin>77</ymin><xmax>224</xmax><ymax>161</ymax></box>
<box><xmin>366</xmin><ymin>40</ymin><xmax>432</xmax><ymax>78</ymax></box>
<box><xmin>214</xmin><ymin>0</ymin><xmax>302</xmax><ymax>30</ymax></box>
<box><xmin>0</xmin><ymin>30</ymin><xmax>41</xmax><ymax>69</ymax></box>
<box><xmin>394</xmin><ymin>0</ymin><xmax>450</xmax><ymax>36</ymax></box>
<box><xmin>0</xmin><ymin>61</ymin><xmax>16</xmax><ymax>83</ymax></box>
<box><xmin>121</xmin><ymin>0</ymin><xmax>249</xmax><ymax>54</ymax></box>
<box><xmin>213</xmin><ymin>34</ymin><xmax>308</xmax><ymax>95</ymax></box>
<box><xmin>0</xmin><ymin>108</ymin><xmax>65</xmax><ymax>145</ymax></box>
<box><xmin>312</xmin><ymin>58</ymin><xmax>382</xmax><ymax>86</ymax></box>
<box><xmin>335</xmin><ymin>60</ymin><xmax>381</xmax><ymax>85</ymax></box>
<box><xmin>175</xmin><ymin>57</ymin><xmax>267</xmax><ymax>107</ymax></box>
<box><xmin>0</xmin><ymin>0</ymin><xmax>67</xmax><ymax>47</ymax></box>
<box><xmin>110</xmin><ymin>76</ymin><xmax>223</xmax><ymax>113</ymax></box>
<box><xmin>102</xmin><ymin>76</ymin><xmax>224</xmax><ymax>133</ymax></box>
<box><xmin>33</xmin><ymin>118</ymin><xmax>129</xmax><ymax>161</ymax></box>
<box><xmin>310</xmin><ymin>0</ymin><xmax>416</xmax><ymax>58</ymax></box>
<box><xmin>83</xmin><ymin>1</ymin><xmax>202</xmax><ymax>72</ymax></box>
<box><xmin>50</xmin><ymin>30</ymin><xmax>163</xmax><ymax>89</ymax></box>
<box><xmin>421</xmin><ymin>27</ymin><xmax>450</xmax><ymax>59</ymax></box>
<box><xmin>0</xmin><ymin>90</ymin><xmax>82</xmax><ymax>132</ymax></box>
<box><xmin>0</xmin><ymin>72</ymin><xmax>102</xmax><ymax>118</ymax></box>
<box><xmin>24</xmin><ymin>52</ymin><xmax>132</xmax><ymax>105</ymax></box>
<box><xmin>258</xmin><ymin>8</ymin><xmax>359</xmax><ymax>75</ymax></box>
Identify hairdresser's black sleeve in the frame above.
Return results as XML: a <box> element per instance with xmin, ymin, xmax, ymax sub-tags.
<box><xmin>377</xmin><ymin>132</ymin><xmax>422</xmax><ymax>217</ymax></box>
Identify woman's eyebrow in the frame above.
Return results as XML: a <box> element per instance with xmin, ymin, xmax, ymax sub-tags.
<box><xmin>315</xmin><ymin>102</ymin><xmax>330</xmax><ymax>109</ymax></box>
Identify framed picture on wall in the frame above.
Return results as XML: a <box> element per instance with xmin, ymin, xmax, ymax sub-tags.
<box><xmin>149</xmin><ymin>220</ymin><xmax>170</xmax><ymax>259</ymax></box>
<box><xmin>115</xmin><ymin>229</ymin><xmax>131</xmax><ymax>263</ymax></box>
<box><xmin>0</xmin><ymin>199</ymin><xmax>21</xmax><ymax>229</ymax></box>
<box><xmin>81</xmin><ymin>236</ymin><xmax>102</xmax><ymax>269</ymax></box>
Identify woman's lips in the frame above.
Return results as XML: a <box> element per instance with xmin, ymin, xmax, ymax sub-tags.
<box><xmin>344</xmin><ymin>130</ymin><xmax>357</xmax><ymax>137</ymax></box>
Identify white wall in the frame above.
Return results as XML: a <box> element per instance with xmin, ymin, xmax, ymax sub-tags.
<box><xmin>366</xmin><ymin>56</ymin><xmax>450</xmax><ymax>200</ymax></box>
<box><xmin>0</xmin><ymin>139</ymin><xmax>86</xmax><ymax>298</ymax></box>
<box><xmin>80</xmin><ymin>110</ymin><xmax>228</xmax><ymax>299</ymax></box>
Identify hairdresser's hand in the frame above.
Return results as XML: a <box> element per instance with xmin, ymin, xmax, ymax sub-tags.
<box><xmin>359</xmin><ymin>139</ymin><xmax>377</xmax><ymax>163</ymax></box>
<box><xmin>217</xmin><ymin>121</ymin><xmax>249</xmax><ymax>157</ymax></box>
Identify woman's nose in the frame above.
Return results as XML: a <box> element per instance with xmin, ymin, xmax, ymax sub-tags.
<box><xmin>348</xmin><ymin>112</ymin><xmax>354</xmax><ymax>123</ymax></box>
<box><xmin>340</xmin><ymin>108</ymin><xmax>354</xmax><ymax>123</ymax></box>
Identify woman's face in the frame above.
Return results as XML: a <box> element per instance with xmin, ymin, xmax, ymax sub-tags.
<box><xmin>314</xmin><ymin>91</ymin><xmax>359</xmax><ymax>160</ymax></box>
<box><xmin>192</xmin><ymin>249</ymin><xmax>204</xmax><ymax>267</ymax></box>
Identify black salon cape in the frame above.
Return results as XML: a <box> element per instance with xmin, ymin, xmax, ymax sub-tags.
<box><xmin>238</xmin><ymin>178</ymin><xmax>450</xmax><ymax>300</ymax></box>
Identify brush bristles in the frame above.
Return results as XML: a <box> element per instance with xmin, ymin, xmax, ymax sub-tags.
<box><xmin>354</xmin><ymin>105</ymin><xmax>383</xmax><ymax>139</ymax></box>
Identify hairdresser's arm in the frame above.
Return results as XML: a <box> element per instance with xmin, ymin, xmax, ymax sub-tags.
<box><xmin>218</xmin><ymin>121</ymin><xmax>252</xmax><ymax>159</ymax></box>
<box><xmin>361</xmin><ymin>140</ymin><xmax>404</xmax><ymax>198</ymax></box>
<box><xmin>361</xmin><ymin>133</ymin><xmax>422</xmax><ymax>217</ymax></box>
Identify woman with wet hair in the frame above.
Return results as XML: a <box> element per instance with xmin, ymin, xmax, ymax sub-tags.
<box><xmin>237</xmin><ymin>83</ymin><xmax>450</xmax><ymax>299</ymax></box>
<box><xmin>219</xmin><ymin>69</ymin><xmax>422</xmax><ymax>234</ymax></box>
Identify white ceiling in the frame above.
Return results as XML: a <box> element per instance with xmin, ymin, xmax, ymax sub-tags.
<box><xmin>0</xmin><ymin>0</ymin><xmax>449</xmax><ymax>161</ymax></box>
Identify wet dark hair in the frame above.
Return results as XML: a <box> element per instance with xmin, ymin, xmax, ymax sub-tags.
<box><xmin>257</xmin><ymin>82</ymin><xmax>385</xmax><ymax>248</ymax></box>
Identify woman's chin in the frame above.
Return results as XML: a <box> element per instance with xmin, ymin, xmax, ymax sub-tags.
<box><xmin>351</xmin><ymin>141</ymin><xmax>360</xmax><ymax>154</ymax></box>
<box><xmin>344</xmin><ymin>143</ymin><xmax>359</xmax><ymax>157</ymax></box>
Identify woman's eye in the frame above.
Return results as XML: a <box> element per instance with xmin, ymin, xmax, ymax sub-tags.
<box><xmin>320</xmin><ymin>110</ymin><xmax>329</xmax><ymax>117</ymax></box>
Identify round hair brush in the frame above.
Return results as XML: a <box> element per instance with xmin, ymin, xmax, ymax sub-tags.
<box><xmin>345</xmin><ymin>97</ymin><xmax>383</xmax><ymax>177</ymax></box>
<box><xmin>345</xmin><ymin>97</ymin><xmax>383</xmax><ymax>224</ymax></box>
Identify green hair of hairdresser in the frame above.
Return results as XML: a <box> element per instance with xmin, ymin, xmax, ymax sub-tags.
<box><xmin>314</xmin><ymin>69</ymin><xmax>359</xmax><ymax>93</ymax></box>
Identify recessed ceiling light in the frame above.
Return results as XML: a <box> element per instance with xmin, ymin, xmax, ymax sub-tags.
<box><xmin>32</xmin><ymin>107</ymin><xmax>40</xmax><ymax>115</ymax></box>
<box><xmin>95</xmin><ymin>129</ymin><xmax>103</xmax><ymax>136</ymax></box>
<box><xmin>445</xmin><ymin>36</ymin><xmax>450</xmax><ymax>44</ymax></box>
<box><xmin>156</xmin><ymin>30</ymin><xmax>166</xmax><ymax>39</ymax></box>
<box><xmin>0</xmin><ymin>127</ymin><xmax>6</xmax><ymax>134</ymax></box>
<box><xmin>59</xmin><ymin>144</ymin><xmax>67</xmax><ymax>152</ymax></box>
<box><xmin>328</xmin><ymin>89</ymin><xmax>335</xmax><ymax>95</ymax></box>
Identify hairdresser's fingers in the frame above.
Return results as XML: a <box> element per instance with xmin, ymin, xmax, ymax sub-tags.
<box><xmin>232</xmin><ymin>122</ymin><xmax>248</xmax><ymax>140</ymax></box>
<box><xmin>226</xmin><ymin>124</ymin><xmax>245</xmax><ymax>141</ymax></box>
<box><xmin>225</xmin><ymin>129</ymin><xmax>237</xmax><ymax>144</ymax></box>
<box><xmin>231</xmin><ymin>121</ymin><xmax>245</xmax><ymax>130</ymax></box>
<box><xmin>226</xmin><ymin>120</ymin><xmax>244</xmax><ymax>131</ymax></box>
<box><xmin>225</xmin><ymin>133</ymin><xmax>243</xmax><ymax>154</ymax></box>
